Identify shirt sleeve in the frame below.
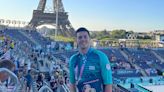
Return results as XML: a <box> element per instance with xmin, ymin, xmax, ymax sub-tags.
<box><xmin>99</xmin><ymin>52</ymin><xmax>113</xmax><ymax>85</ymax></box>
<box><xmin>69</xmin><ymin>55</ymin><xmax>76</xmax><ymax>84</ymax></box>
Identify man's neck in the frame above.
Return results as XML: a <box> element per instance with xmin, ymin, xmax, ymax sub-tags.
<box><xmin>0</xmin><ymin>75</ymin><xmax>2</xmax><ymax>82</ymax></box>
<box><xmin>79</xmin><ymin>47</ymin><xmax>90</xmax><ymax>55</ymax></box>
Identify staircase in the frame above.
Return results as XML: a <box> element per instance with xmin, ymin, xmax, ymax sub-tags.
<box><xmin>151</xmin><ymin>50</ymin><xmax>164</xmax><ymax>62</ymax></box>
<box><xmin>140</xmin><ymin>69</ymin><xmax>148</xmax><ymax>77</ymax></box>
<box><xmin>119</xmin><ymin>50</ymin><xmax>129</xmax><ymax>61</ymax></box>
<box><xmin>120</xmin><ymin>49</ymin><xmax>148</xmax><ymax>77</ymax></box>
<box><xmin>19</xmin><ymin>30</ymin><xmax>39</xmax><ymax>46</ymax></box>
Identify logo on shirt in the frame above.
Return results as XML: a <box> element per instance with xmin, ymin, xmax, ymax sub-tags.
<box><xmin>106</xmin><ymin>64</ymin><xmax>111</xmax><ymax>70</ymax></box>
<box><xmin>89</xmin><ymin>66</ymin><xmax>95</xmax><ymax>70</ymax></box>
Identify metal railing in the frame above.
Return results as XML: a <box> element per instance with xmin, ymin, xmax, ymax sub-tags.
<box><xmin>0</xmin><ymin>68</ymin><xmax>19</xmax><ymax>92</ymax></box>
<box><xmin>38</xmin><ymin>85</ymin><xmax>53</xmax><ymax>92</ymax></box>
<box><xmin>61</xmin><ymin>84</ymin><xmax>70</xmax><ymax>92</ymax></box>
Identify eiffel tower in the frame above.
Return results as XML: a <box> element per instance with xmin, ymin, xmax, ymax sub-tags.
<box><xmin>28</xmin><ymin>0</ymin><xmax>75</xmax><ymax>37</ymax></box>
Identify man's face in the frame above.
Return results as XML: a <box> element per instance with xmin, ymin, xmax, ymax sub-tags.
<box><xmin>76</xmin><ymin>31</ymin><xmax>90</xmax><ymax>50</ymax></box>
<box><xmin>0</xmin><ymin>67</ymin><xmax>15</xmax><ymax>82</ymax></box>
<box><xmin>0</xmin><ymin>72</ymin><xmax>9</xmax><ymax>82</ymax></box>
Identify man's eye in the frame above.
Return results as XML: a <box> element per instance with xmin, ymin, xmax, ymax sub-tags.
<box><xmin>78</xmin><ymin>36</ymin><xmax>88</xmax><ymax>39</ymax></box>
<box><xmin>78</xmin><ymin>36</ymin><xmax>82</xmax><ymax>39</ymax></box>
<box><xmin>84</xmin><ymin>35</ymin><xmax>87</xmax><ymax>39</ymax></box>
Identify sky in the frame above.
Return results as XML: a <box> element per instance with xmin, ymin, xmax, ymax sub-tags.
<box><xmin>0</xmin><ymin>0</ymin><xmax>164</xmax><ymax>32</ymax></box>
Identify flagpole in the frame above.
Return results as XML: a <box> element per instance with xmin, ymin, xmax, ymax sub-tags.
<box><xmin>55</xmin><ymin>0</ymin><xmax>59</xmax><ymax>41</ymax></box>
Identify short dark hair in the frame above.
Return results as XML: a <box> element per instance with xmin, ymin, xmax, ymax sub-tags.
<box><xmin>76</xmin><ymin>27</ymin><xmax>90</xmax><ymax>37</ymax></box>
<box><xmin>0</xmin><ymin>59</ymin><xmax>15</xmax><ymax>70</ymax></box>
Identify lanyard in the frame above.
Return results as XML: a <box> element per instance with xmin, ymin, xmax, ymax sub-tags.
<box><xmin>76</xmin><ymin>55</ymin><xmax>87</xmax><ymax>84</ymax></box>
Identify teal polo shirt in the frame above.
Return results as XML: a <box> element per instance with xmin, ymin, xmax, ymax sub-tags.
<box><xmin>69</xmin><ymin>48</ymin><xmax>112</xmax><ymax>91</ymax></box>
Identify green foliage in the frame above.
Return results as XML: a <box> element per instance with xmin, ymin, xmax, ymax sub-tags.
<box><xmin>50</xmin><ymin>35</ymin><xmax>74</xmax><ymax>42</ymax></box>
<box><xmin>126</xmin><ymin>30</ymin><xmax>134</xmax><ymax>34</ymax></box>
<box><xmin>111</xmin><ymin>29</ymin><xmax>126</xmax><ymax>39</ymax></box>
<box><xmin>90</xmin><ymin>29</ymin><xmax>127</xmax><ymax>40</ymax></box>
<box><xmin>90</xmin><ymin>30</ymin><xmax>110</xmax><ymax>39</ymax></box>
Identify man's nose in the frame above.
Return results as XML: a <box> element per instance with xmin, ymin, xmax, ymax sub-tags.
<box><xmin>81</xmin><ymin>36</ymin><xmax>86</xmax><ymax>40</ymax></box>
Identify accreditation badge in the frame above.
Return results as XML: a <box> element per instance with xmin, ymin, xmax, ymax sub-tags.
<box><xmin>89</xmin><ymin>66</ymin><xmax>95</xmax><ymax>70</ymax></box>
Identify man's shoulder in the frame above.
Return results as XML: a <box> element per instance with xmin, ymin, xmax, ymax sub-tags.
<box><xmin>92</xmin><ymin>48</ymin><xmax>106</xmax><ymax>57</ymax></box>
<box><xmin>69</xmin><ymin>52</ymin><xmax>79</xmax><ymax>63</ymax></box>
<box><xmin>70</xmin><ymin>52</ymin><xmax>79</xmax><ymax>59</ymax></box>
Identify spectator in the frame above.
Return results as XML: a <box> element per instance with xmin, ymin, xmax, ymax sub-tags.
<box><xmin>0</xmin><ymin>59</ymin><xmax>15</xmax><ymax>92</ymax></box>
<box><xmin>36</xmin><ymin>73</ymin><xmax>44</xmax><ymax>90</ymax></box>
<box><xmin>25</xmin><ymin>70</ymin><xmax>33</xmax><ymax>92</ymax></box>
<box><xmin>0</xmin><ymin>59</ymin><xmax>15</xmax><ymax>82</ymax></box>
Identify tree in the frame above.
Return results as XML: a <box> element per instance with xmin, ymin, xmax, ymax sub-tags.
<box><xmin>127</xmin><ymin>30</ymin><xmax>134</xmax><ymax>34</ymax></box>
<box><xmin>111</xmin><ymin>29</ymin><xmax>126</xmax><ymax>39</ymax></box>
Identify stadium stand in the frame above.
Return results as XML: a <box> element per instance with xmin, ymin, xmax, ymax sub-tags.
<box><xmin>0</xmin><ymin>28</ymin><xmax>164</xmax><ymax>92</ymax></box>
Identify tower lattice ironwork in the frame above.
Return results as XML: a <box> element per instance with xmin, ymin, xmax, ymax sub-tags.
<box><xmin>28</xmin><ymin>0</ymin><xmax>75</xmax><ymax>37</ymax></box>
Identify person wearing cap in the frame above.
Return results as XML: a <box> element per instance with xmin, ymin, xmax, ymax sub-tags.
<box><xmin>69</xmin><ymin>27</ymin><xmax>112</xmax><ymax>92</ymax></box>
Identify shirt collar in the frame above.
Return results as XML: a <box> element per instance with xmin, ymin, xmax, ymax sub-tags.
<box><xmin>79</xmin><ymin>47</ymin><xmax>93</xmax><ymax>57</ymax></box>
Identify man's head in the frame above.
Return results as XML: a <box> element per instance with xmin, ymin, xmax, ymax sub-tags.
<box><xmin>76</xmin><ymin>27</ymin><xmax>91</xmax><ymax>50</ymax></box>
<box><xmin>76</xmin><ymin>27</ymin><xmax>90</xmax><ymax>37</ymax></box>
<box><xmin>0</xmin><ymin>59</ymin><xmax>15</xmax><ymax>82</ymax></box>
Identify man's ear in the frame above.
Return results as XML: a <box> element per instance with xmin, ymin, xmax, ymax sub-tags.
<box><xmin>75</xmin><ymin>40</ymin><xmax>78</xmax><ymax>47</ymax></box>
<box><xmin>76</xmin><ymin>39</ymin><xmax>77</xmax><ymax>43</ymax></box>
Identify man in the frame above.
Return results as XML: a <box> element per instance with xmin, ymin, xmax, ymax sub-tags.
<box><xmin>0</xmin><ymin>59</ymin><xmax>15</xmax><ymax>82</ymax></box>
<box><xmin>25</xmin><ymin>70</ymin><xmax>33</xmax><ymax>92</ymax></box>
<box><xmin>69</xmin><ymin>27</ymin><xmax>112</xmax><ymax>92</ymax></box>
<box><xmin>0</xmin><ymin>59</ymin><xmax>15</xmax><ymax>92</ymax></box>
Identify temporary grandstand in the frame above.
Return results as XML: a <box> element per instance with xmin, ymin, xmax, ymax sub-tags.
<box><xmin>143</xmin><ymin>85</ymin><xmax>164</xmax><ymax>92</ymax></box>
<box><xmin>0</xmin><ymin>0</ymin><xmax>164</xmax><ymax>92</ymax></box>
<box><xmin>1</xmin><ymin>25</ymin><xmax>164</xmax><ymax>92</ymax></box>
